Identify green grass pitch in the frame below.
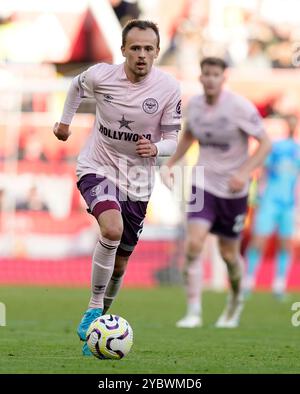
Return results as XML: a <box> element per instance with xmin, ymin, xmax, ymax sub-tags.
<box><xmin>0</xmin><ymin>286</ymin><xmax>299</xmax><ymax>374</ymax></box>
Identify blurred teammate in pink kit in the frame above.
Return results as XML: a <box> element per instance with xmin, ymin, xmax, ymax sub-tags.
<box><xmin>53</xmin><ymin>20</ymin><xmax>181</xmax><ymax>354</ymax></box>
<box><xmin>161</xmin><ymin>57</ymin><xmax>271</xmax><ymax>328</ymax></box>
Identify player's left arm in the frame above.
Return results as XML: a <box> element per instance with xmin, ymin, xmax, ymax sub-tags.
<box><xmin>229</xmin><ymin>101</ymin><xmax>272</xmax><ymax>192</ymax></box>
<box><xmin>136</xmin><ymin>131</ymin><xmax>178</xmax><ymax>158</ymax></box>
<box><xmin>234</xmin><ymin>132</ymin><xmax>271</xmax><ymax>177</ymax></box>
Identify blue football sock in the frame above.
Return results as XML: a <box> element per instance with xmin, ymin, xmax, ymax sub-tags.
<box><xmin>275</xmin><ymin>249</ymin><xmax>290</xmax><ymax>280</ymax></box>
<box><xmin>246</xmin><ymin>247</ymin><xmax>261</xmax><ymax>277</ymax></box>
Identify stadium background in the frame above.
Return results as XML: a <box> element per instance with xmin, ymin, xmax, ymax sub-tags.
<box><xmin>1</xmin><ymin>0</ymin><xmax>300</xmax><ymax>292</ymax></box>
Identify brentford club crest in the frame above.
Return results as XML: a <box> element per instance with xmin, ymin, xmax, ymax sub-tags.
<box><xmin>142</xmin><ymin>98</ymin><xmax>158</xmax><ymax>114</ymax></box>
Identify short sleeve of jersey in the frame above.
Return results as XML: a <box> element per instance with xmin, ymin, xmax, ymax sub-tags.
<box><xmin>235</xmin><ymin>97</ymin><xmax>265</xmax><ymax>139</ymax></box>
<box><xmin>160</xmin><ymin>82</ymin><xmax>181</xmax><ymax>132</ymax></box>
<box><xmin>78</xmin><ymin>64</ymin><xmax>103</xmax><ymax>99</ymax></box>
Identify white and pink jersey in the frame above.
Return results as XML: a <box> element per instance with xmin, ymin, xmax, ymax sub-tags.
<box><xmin>76</xmin><ymin>62</ymin><xmax>181</xmax><ymax>200</ymax></box>
<box><xmin>185</xmin><ymin>90</ymin><xmax>265</xmax><ymax>198</ymax></box>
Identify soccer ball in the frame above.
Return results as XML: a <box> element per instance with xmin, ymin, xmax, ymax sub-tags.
<box><xmin>86</xmin><ymin>314</ymin><xmax>133</xmax><ymax>360</ymax></box>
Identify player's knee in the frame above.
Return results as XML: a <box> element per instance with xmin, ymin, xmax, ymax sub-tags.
<box><xmin>186</xmin><ymin>237</ymin><xmax>204</xmax><ymax>256</ymax></box>
<box><xmin>219</xmin><ymin>248</ymin><xmax>237</xmax><ymax>265</ymax></box>
<box><xmin>101</xmin><ymin>224</ymin><xmax>123</xmax><ymax>241</ymax></box>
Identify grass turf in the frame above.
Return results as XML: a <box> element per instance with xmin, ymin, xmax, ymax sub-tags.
<box><xmin>0</xmin><ymin>286</ymin><xmax>299</xmax><ymax>374</ymax></box>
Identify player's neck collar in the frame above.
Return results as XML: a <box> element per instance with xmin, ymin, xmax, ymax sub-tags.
<box><xmin>120</xmin><ymin>63</ymin><xmax>154</xmax><ymax>84</ymax></box>
<box><xmin>205</xmin><ymin>89</ymin><xmax>226</xmax><ymax>106</ymax></box>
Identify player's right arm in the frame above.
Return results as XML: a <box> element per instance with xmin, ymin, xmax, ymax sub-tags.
<box><xmin>53</xmin><ymin>121</ymin><xmax>71</xmax><ymax>141</ymax></box>
<box><xmin>53</xmin><ymin>76</ymin><xmax>83</xmax><ymax>141</ymax></box>
<box><xmin>53</xmin><ymin>65</ymin><xmax>98</xmax><ymax>141</ymax></box>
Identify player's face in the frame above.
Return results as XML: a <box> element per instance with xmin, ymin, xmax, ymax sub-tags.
<box><xmin>121</xmin><ymin>27</ymin><xmax>160</xmax><ymax>83</ymax></box>
<box><xmin>200</xmin><ymin>65</ymin><xmax>225</xmax><ymax>98</ymax></box>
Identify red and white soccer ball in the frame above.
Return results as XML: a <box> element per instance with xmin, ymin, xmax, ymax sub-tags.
<box><xmin>86</xmin><ymin>314</ymin><xmax>133</xmax><ymax>360</ymax></box>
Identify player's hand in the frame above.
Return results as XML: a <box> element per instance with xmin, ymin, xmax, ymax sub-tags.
<box><xmin>53</xmin><ymin>122</ymin><xmax>71</xmax><ymax>141</ymax></box>
<box><xmin>136</xmin><ymin>136</ymin><xmax>157</xmax><ymax>158</ymax></box>
<box><xmin>159</xmin><ymin>164</ymin><xmax>174</xmax><ymax>190</ymax></box>
<box><xmin>228</xmin><ymin>171</ymin><xmax>249</xmax><ymax>193</ymax></box>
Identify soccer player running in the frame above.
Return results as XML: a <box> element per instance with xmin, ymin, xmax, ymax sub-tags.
<box><xmin>161</xmin><ymin>57</ymin><xmax>271</xmax><ymax>328</ymax></box>
<box><xmin>244</xmin><ymin>114</ymin><xmax>300</xmax><ymax>299</ymax></box>
<box><xmin>53</xmin><ymin>20</ymin><xmax>181</xmax><ymax>354</ymax></box>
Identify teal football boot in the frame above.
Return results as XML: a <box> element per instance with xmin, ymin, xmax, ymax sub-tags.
<box><xmin>77</xmin><ymin>307</ymin><xmax>102</xmax><ymax>341</ymax></box>
<box><xmin>77</xmin><ymin>308</ymin><xmax>102</xmax><ymax>356</ymax></box>
<box><xmin>82</xmin><ymin>342</ymin><xmax>93</xmax><ymax>356</ymax></box>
